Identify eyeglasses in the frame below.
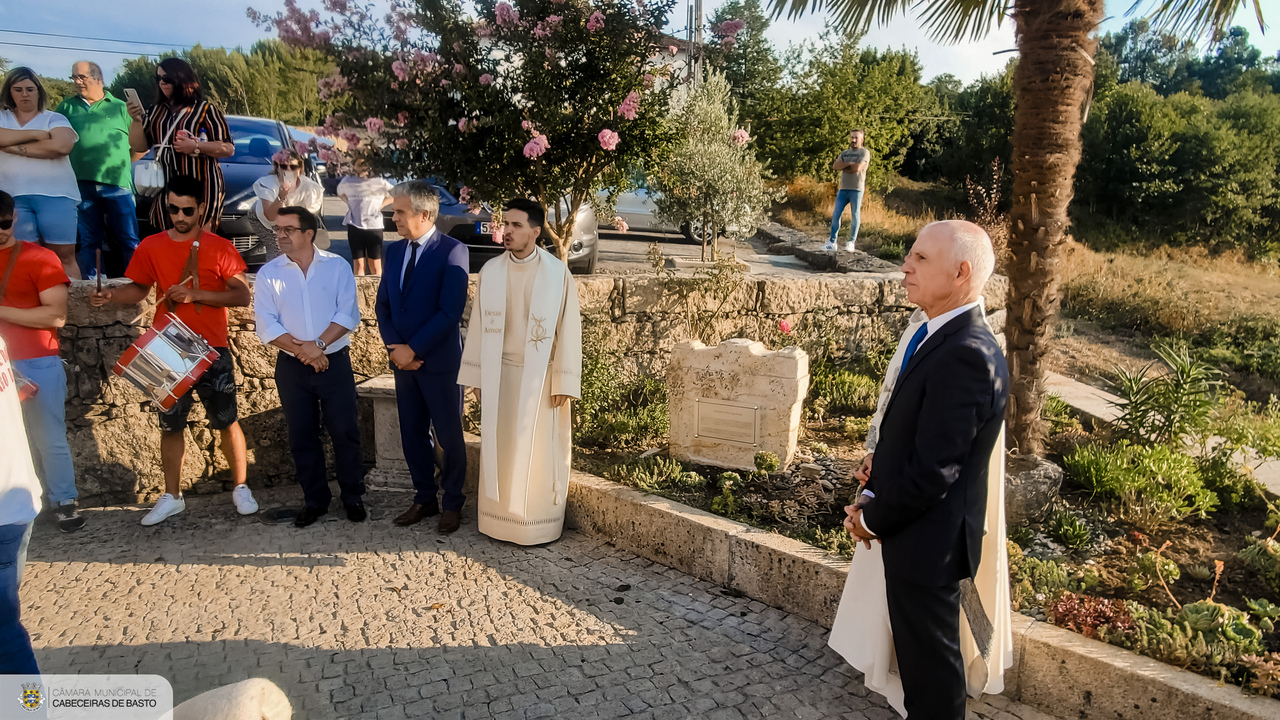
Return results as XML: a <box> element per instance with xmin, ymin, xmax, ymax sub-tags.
<box><xmin>156</xmin><ymin>75</ymin><xmax>173</xmax><ymax>85</ymax></box>
<box><xmin>274</xmin><ymin>227</ymin><xmax>305</xmax><ymax>236</ymax></box>
<box><xmin>71</xmin><ymin>74</ymin><xmax>93</xmax><ymax>82</ymax></box>
<box><xmin>166</xmin><ymin>205</ymin><xmax>197</xmax><ymax>217</ymax></box>
<box><xmin>0</xmin><ymin>219</ymin><xmax>13</xmax><ymax>230</ymax></box>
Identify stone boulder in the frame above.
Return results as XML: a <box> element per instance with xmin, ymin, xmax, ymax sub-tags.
<box><xmin>1005</xmin><ymin>453</ymin><xmax>1064</xmax><ymax>526</ymax></box>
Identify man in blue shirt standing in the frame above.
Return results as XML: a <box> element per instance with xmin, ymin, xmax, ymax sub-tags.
<box><xmin>56</xmin><ymin>61</ymin><xmax>141</xmax><ymax>278</ymax></box>
<box><xmin>254</xmin><ymin>207</ymin><xmax>366</xmax><ymax>527</ymax></box>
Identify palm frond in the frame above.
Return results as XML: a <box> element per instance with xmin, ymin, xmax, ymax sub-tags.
<box><xmin>1130</xmin><ymin>0</ymin><xmax>1268</xmax><ymax>39</ymax></box>
<box><xmin>764</xmin><ymin>0</ymin><xmax>1009</xmax><ymax>44</ymax></box>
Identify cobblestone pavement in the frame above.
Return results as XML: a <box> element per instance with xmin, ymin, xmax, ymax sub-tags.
<box><xmin>22</xmin><ymin>488</ymin><xmax>1061</xmax><ymax>720</ymax></box>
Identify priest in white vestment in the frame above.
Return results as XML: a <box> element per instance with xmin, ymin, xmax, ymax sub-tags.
<box><xmin>828</xmin><ymin>220</ymin><xmax>1013</xmax><ymax>718</ymax></box>
<box><xmin>458</xmin><ymin>198</ymin><xmax>582</xmax><ymax>545</ymax></box>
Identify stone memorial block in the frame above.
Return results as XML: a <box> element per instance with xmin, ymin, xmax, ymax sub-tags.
<box><xmin>667</xmin><ymin>339</ymin><xmax>809</xmax><ymax>472</ymax></box>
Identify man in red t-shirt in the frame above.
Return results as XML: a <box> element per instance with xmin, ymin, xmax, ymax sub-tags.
<box><xmin>90</xmin><ymin>176</ymin><xmax>258</xmax><ymax>526</ymax></box>
<box><xmin>0</xmin><ymin>190</ymin><xmax>83</xmax><ymax>533</ymax></box>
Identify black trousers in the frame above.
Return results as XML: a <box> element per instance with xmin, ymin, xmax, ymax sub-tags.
<box><xmin>275</xmin><ymin>348</ymin><xmax>365</xmax><ymax>509</ymax></box>
<box><xmin>885</xmin><ymin>573</ymin><xmax>966</xmax><ymax>720</ymax></box>
<box><xmin>393</xmin><ymin>368</ymin><xmax>467</xmax><ymax>510</ymax></box>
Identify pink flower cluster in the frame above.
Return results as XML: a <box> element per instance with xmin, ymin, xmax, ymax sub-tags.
<box><xmin>459</xmin><ymin>186</ymin><xmax>473</xmax><ymax>204</ymax></box>
<box><xmin>294</xmin><ymin>141</ymin><xmax>311</xmax><ymax>156</ymax></box>
<box><xmin>255</xmin><ymin>0</ymin><xmax>332</xmax><ymax>50</ymax></box>
<box><xmin>495</xmin><ymin>2</ymin><xmax>520</xmax><ymax>27</ymax></box>
<box><xmin>317</xmin><ymin>68</ymin><xmax>348</xmax><ymax>101</ymax></box>
<box><xmin>396</xmin><ymin>111</ymin><xmax>410</xmax><ymax>126</ymax></box>
<box><xmin>524</xmin><ymin>133</ymin><xmax>550</xmax><ymax>159</ymax></box>
<box><xmin>612</xmin><ymin>216</ymin><xmax>629</xmax><ymax>232</ymax></box>
<box><xmin>272</xmin><ymin>150</ymin><xmax>292</xmax><ymax>165</ymax></box>
<box><xmin>731</xmin><ymin>128</ymin><xmax>750</xmax><ymax>146</ymax></box>
<box><xmin>457</xmin><ymin>118</ymin><xmax>473</xmax><ymax>132</ymax></box>
<box><xmin>337</xmin><ymin>129</ymin><xmax>362</xmax><ymax>149</ymax></box>
<box><xmin>521</xmin><ymin>120</ymin><xmax>534</xmax><ymax>131</ymax></box>
<box><xmin>392</xmin><ymin>60</ymin><xmax>409</xmax><ymax>81</ymax></box>
<box><xmin>479</xmin><ymin>73</ymin><xmax>494</xmax><ymax>85</ymax></box>
<box><xmin>395</xmin><ymin>138</ymin><xmax>409</xmax><ymax>149</ymax></box>
<box><xmin>598</xmin><ymin>129</ymin><xmax>619</xmax><ymax>151</ymax></box>
<box><xmin>778</xmin><ymin>319</ymin><xmax>792</xmax><ymax>334</ymax></box>
<box><xmin>586</xmin><ymin>11</ymin><xmax>605</xmax><ymax>32</ymax></box>
<box><xmin>453</xmin><ymin>63</ymin><xmax>466</xmax><ymax>75</ymax></box>
<box><xmin>415</xmin><ymin>50</ymin><xmax>439</xmax><ymax>67</ymax></box>
<box><xmin>617</xmin><ymin>91</ymin><xmax>640</xmax><ymax>121</ymax></box>
<box><xmin>716</xmin><ymin>18</ymin><xmax>746</xmax><ymax>50</ymax></box>
<box><xmin>364</xmin><ymin>117</ymin><xmax>385</xmax><ymax>134</ymax></box>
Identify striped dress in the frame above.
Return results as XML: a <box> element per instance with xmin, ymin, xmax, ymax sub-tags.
<box><xmin>142</xmin><ymin>100</ymin><xmax>231</xmax><ymax>230</ymax></box>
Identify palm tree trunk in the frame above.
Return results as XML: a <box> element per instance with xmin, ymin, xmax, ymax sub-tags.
<box><xmin>1005</xmin><ymin>0</ymin><xmax>1103</xmax><ymax>454</ymax></box>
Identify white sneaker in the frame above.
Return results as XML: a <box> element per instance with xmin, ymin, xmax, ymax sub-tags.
<box><xmin>823</xmin><ymin>240</ymin><xmax>837</xmax><ymax>251</ymax></box>
<box><xmin>844</xmin><ymin>242</ymin><xmax>856</xmax><ymax>253</ymax></box>
<box><xmin>141</xmin><ymin>494</ymin><xmax>185</xmax><ymax>526</ymax></box>
<box><xmin>233</xmin><ymin>485</ymin><xmax>259</xmax><ymax>515</ymax></box>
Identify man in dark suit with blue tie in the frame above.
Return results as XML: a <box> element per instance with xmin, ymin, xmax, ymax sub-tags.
<box><xmin>376</xmin><ymin>181</ymin><xmax>470</xmax><ymax>533</ymax></box>
<box><xmin>845</xmin><ymin>220</ymin><xmax>1009</xmax><ymax>719</ymax></box>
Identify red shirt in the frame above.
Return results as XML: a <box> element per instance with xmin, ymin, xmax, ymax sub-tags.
<box><xmin>125</xmin><ymin>231</ymin><xmax>247</xmax><ymax>348</ymax></box>
<box><xmin>0</xmin><ymin>242</ymin><xmax>70</xmax><ymax>361</ymax></box>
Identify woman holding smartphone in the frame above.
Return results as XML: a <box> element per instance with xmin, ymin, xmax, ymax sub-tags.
<box><xmin>125</xmin><ymin>58</ymin><xmax>233</xmax><ymax>232</ymax></box>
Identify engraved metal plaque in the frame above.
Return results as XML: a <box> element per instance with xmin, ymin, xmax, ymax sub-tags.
<box><xmin>694</xmin><ymin>398</ymin><xmax>759</xmax><ymax>446</ymax></box>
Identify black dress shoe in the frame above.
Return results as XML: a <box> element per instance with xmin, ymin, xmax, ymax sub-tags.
<box><xmin>345</xmin><ymin>503</ymin><xmax>367</xmax><ymax>522</ymax></box>
<box><xmin>438</xmin><ymin>509</ymin><xmax>461</xmax><ymax>534</ymax></box>
<box><xmin>294</xmin><ymin>506</ymin><xmax>328</xmax><ymax>528</ymax></box>
<box><xmin>394</xmin><ymin>500</ymin><xmax>439</xmax><ymax>527</ymax></box>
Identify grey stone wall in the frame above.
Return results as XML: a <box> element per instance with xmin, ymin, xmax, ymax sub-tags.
<box><xmin>57</xmin><ymin>269</ymin><xmax>1006</xmax><ymax>505</ymax></box>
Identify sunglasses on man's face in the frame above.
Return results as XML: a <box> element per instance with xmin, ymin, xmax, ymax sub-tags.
<box><xmin>0</xmin><ymin>218</ymin><xmax>13</xmax><ymax>231</ymax></box>
<box><xmin>166</xmin><ymin>205</ymin><xmax>197</xmax><ymax>217</ymax></box>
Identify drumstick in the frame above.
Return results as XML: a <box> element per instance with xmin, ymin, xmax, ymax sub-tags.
<box><xmin>95</xmin><ymin>250</ymin><xmax>103</xmax><ymax>292</ymax></box>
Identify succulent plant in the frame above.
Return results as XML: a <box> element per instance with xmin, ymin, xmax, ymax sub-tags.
<box><xmin>753</xmin><ymin>451</ymin><xmax>780</xmax><ymax>474</ymax></box>
<box><xmin>1247</xmin><ymin>597</ymin><xmax>1280</xmax><ymax>620</ymax></box>
<box><xmin>1179</xmin><ymin>601</ymin><xmax>1227</xmax><ymax>633</ymax></box>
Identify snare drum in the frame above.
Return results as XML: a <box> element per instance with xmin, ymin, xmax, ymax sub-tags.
<box><xmin>112</xmin><ymin>314</ymin><xmax>220</xmax><ymax>410</ymax></box>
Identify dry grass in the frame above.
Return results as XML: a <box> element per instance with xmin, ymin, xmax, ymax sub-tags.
<box><xmin>774</xmin><ymin>176</ymin><xmax>952</xmax><ymax>259</ymax></box>
<box><xmin>1059</xmin><ymin>241</ymin><xmax>1280</xmax><ymax>334</ymax></box>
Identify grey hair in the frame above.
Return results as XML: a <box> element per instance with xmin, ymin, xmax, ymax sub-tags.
<box><xmin>390</xmin><ymin>180</ymin><xmax>439</xmax><ymax>221</ymax></box>
<box><xmin>75</xmin><ymin>61</ymin><xmax>104</xmax><ymax>82</ymax></box>
<box><xmin>925</xmin><ymin>220</ymin><xmax>995</xmax><ymax>288</ymax></box>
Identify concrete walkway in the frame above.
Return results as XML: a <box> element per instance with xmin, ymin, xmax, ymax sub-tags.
<box><xmin>23</xmin><ymin>487</ymin><xmax>1059</xmax><ymax>720</ymax></box>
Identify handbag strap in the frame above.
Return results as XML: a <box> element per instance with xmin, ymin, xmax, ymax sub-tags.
<box><xmin>152</xmin><ymin>105</ymin><xmax>192</xmax><ymax>153</ymax></box>
<box><xmin>0</xmin><ymin>241</ymin><xmax>24</xmax><ymax>300</ymax></box>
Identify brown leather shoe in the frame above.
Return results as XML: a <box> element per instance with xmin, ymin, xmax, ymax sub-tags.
<box><xmin>394</xmin><ymin>501</ymin><xmax>438</xmax><ymax>527</ymax></box>
<box><xmin>438</xmin><ymin>510</ymin><xmax>461</xmax><ymax>534</ymax></box>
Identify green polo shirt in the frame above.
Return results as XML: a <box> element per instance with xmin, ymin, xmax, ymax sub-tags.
<box><xmin>55</xmin><ymin>91</ymin><xmax>134</xmax><ymax>190</ymax></box>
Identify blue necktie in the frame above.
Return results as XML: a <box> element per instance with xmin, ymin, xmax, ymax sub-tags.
<box><xmin>900</xmin><ymin>323</ymin><xmax>930</xmax><ymax>371</ymax></box>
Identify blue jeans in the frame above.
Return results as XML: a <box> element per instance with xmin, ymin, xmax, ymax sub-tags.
<box><xmin>0</xmin><ymin>523</ymin><xmax>38</xmax><ymax>675</ymax></box>
<box><xmin>829</xmin><ymin>188</ymin><xmax>863</xmax><ymax>245</ymax></box>
<box><xmin>76</xmin><ymin>181</ymin><xmax>140</xmax><ymax>279</ymax></box>
<box><xmin>13</xmin><ymin>357</ymin><xmax>77</xmax><ymax>506</ymax></box>
<box><xmin>13</xmin><ymin>194</ymin><xmax>78</xmax><ymax>246</ymax></box>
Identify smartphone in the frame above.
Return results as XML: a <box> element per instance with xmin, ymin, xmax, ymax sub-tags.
<box><xmin>123</xmin><ymin>88</ymin><xmax>141</xmax><ymax>106</ymax></box>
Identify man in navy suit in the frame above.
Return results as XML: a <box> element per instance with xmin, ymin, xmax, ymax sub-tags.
<box><xmin>845</xmin><ymin>220</ymin><xmax>1009</xmax><ymax>719</ymax></box>
<box><xmin>375</xmin><ymin>181</ymin><xmax>470</xmax><ymax>533</ymax></box>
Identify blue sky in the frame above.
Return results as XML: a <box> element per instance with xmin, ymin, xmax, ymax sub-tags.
<box><xmin>0</xmin><ymin>0</ymin><xmax>1274</xmax><ymax>86</ymax></box>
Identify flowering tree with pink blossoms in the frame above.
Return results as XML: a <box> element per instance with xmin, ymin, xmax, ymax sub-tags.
<box><xmin>250</xmin><ymin>0</ymin><xmax>678</xmax><ymax>259</ymax></box>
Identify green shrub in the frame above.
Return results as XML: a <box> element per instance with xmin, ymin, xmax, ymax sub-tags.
<box><xmin>1063</xmin><ymin>441</ymin><xmax>1218</xmax><ymax>530</ymax></box>
<box><xmin>753</xmin><ymin>452</ymin><xmax>780</xmax><ymax>474</ymax></box>
<box><xmin>1043</xmin><ymin>394</ymin><xmax>1084</xmax><ymax>435</ymax></box>
<box><xmin>605</xmin><ymin>456</ymin><xmax>705</xmax><ymax>494</ymax></box>
<box><xmin>1196</xmin><ymin>455</ymin><xmax>1266</xmax><ymax>513</ymax></box>
<box><xmin>1112</xmin><ymin>342</ymin><xmax>1221</xmax><ymax>446</ymax></box>
<box><xmin>1007</xmin><ymin>524</ymin><xmax>1035</xmax><ymax>549</ymax></box>
<box><xmin>1127</xmin><ymin>551</ymin><xmax>1181</xmax><ymax>592</ymax></box>
<box><xmin>1048</xmin><ymin>510</ymin><xmax>1093</xmax><ymax>551</ymax></box>
<box><xmin>808</xmin><ymin>364</ymin><xmax>879</xmax><ymax>416</ymax></box>
<box><xmin>1239</xmin><ymin>538</ymin><xmax>1280</xmax><ymax>597</ymax></box>
<box><xmin>576</xmin><ymin>347</ymin><xmax>670</xmax><ymax>450</ymax></box>
<box><xmin>842</xmin><ymin>415</ymin><xmax>872</xmax><ymax>441</ymax></box>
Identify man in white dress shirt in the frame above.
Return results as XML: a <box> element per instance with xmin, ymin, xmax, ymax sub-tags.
<box><xmin>253</xmin><ymin>207</ymin><xmax>366</xmax><ymax>527</ymax></box>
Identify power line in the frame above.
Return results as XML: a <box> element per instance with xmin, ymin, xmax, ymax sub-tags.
<box><xmin>0</xmin><ymin>40</ymin><xmax>161</xmax><ymax>57</ymax></box>
<box><xmin>0</xmin><ymin>28</ymin><xmax>191</xmax><ymax>49</ymax></box>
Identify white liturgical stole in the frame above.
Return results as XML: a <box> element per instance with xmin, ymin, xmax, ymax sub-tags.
<box><xmin>477</xmin><ymin>247</ymin><xmax>566</xmax><ymax>511</ymax></box>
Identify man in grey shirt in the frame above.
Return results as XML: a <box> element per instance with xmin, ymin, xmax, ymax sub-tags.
<box><xmin>828</xmin><ymin>129</ymin><xmax>871</xmax><ymax>252</ymax></box>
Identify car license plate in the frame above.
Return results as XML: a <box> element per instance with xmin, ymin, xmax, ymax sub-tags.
<box><xmin>476</xmin><ymin>221</ymin><xmax>491</xmax><ymax>234</ymax></box>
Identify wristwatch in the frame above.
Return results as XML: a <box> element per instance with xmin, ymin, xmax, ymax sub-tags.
<box><xmin>193</xmin><ymin>145</ymin><xmax>201</xmax><ymax>156</ymax></box>
<box><xmin>315</xmin><ymin>338</ymin><xmax>327</xmax><ymax>351</ymax></box>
